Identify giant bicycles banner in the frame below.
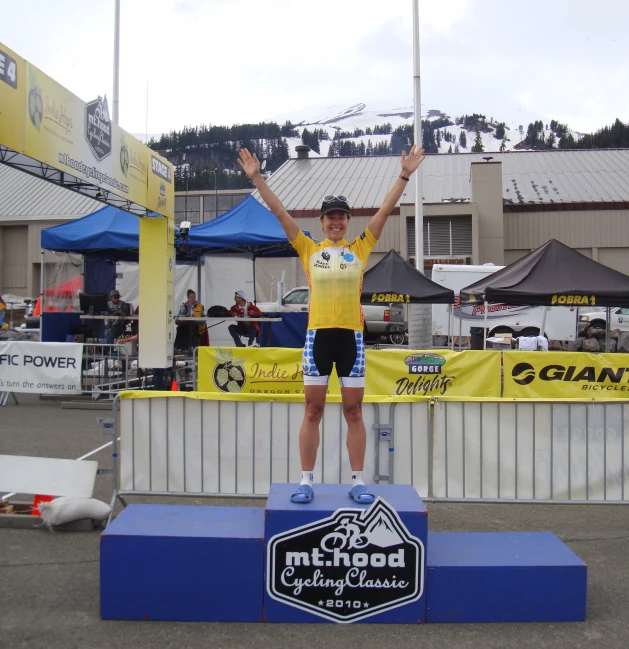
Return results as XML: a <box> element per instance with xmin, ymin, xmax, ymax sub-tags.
<box><xmin>0</xmin><ymin>40</ymin><xmax>174</xmax><ymax>218</ymax></box>
<box><xmin>504</xmin><ymin>351</ymin><xmax>629</xmax><ymax>399</ymax></box>
<box><xmin>197</xmin><ymin>347</ymin><xmax>501</xmax><ymax>399</ymax></box>
<box><xmin>0</xmin><ymin>341</ymin><xmax>82</xmax><ymax>395</ymax></box>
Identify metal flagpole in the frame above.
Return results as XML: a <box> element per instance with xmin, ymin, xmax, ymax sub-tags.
<box><xmin>113</xmin><ymin>0</ymin><xmax>120</xmax><ymax>124</ymax></box>
<box><xmin>408</xmin><ymin>0</ymin><xmax>432</xmax><ymax>350</ymax></box>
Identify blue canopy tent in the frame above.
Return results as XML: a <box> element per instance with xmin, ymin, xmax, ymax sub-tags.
<box><xmin>185</xmin><ymin>195</ymin><xmax>308</xmax><ymax>258</ymax></box>
<box><xmin>41</xmin><ymin>197</ymin><xmax>312</xmax><ymax>346</ymax></box>
<box><xmin>41</xmin><ymin>205</ymin><xmax>143</xmax><ymax>261</ymax></box>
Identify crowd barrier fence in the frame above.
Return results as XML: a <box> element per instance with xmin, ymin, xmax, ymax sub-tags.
<box><xmin>81</xmin><ymin>344</ymin><xmax>132</xmax><ymax>399</ymax></box>
<box><xmin>107</xmin><ymin>393</ymin><xmax>629</xmax><ymax>512</ymax></box>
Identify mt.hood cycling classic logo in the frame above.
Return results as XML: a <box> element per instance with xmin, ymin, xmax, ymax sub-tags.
<box><xmin>512</xmin><ymin>362</ymin><xmax>536</xmax><ymax>385</ymax></box>
<box><xmin>267</xmin><ymin>498</ymin><xmax>424</xmax><ymax>623</ymax></box>
<box><xmin>85</xmin><ymin>95</ymin><xmax>112</xmax><ymax>161</ymax></box>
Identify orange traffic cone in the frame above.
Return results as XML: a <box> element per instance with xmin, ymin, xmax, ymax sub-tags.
<box><xmin>171</xmin><ymin>379</ymin><xmax>179</xmax><ymax>391</ymax></box>
<box><xmin>33</xmin><ymin>297</ymin><xmax>41</xmax><ymax>316</ymax></box>
<box><xmin>32</xmin><ymin>494</ymin><xmax>54</xmax><ymax>516</ymax></box>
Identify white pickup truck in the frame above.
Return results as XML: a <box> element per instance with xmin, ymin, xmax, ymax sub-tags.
<box><xmin>579</xmin><ymin>307</ymin><xmax>629</xmax><ymax>332</ymax></box>
<box><xmin>257</xmin><ymin>286</ymin><xmax>406</xmax><ymax>344</ymax></box>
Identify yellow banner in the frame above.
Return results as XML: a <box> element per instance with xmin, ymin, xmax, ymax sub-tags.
<box><xmin>0</xmin><ymin>41</ymin><xmax>174</xmax><ymax>218</ymax></box>
<box><xmin>504</xmin><ymin>351</ymin><xmax>629</xmax><ymax>399</ymax></box>
<box><xmin>198</xmin><ymin>348</ymin><xmax>501</xmax><ymax>399</ymax></box>
<box><xmin>0</xmin><ymin>43</ymin><xmax>25</xmax><ymax>153</ymax></box>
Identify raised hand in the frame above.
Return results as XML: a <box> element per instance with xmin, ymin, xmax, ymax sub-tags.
<box><xmin>237</xmin><ymin>148</ymin><xmax>261</xmax><ymax>178</ymax></box>
<box><xmin>400</xmin><ymin>144</ymin><xmax>427</xmax><ymax>178</ymax></box>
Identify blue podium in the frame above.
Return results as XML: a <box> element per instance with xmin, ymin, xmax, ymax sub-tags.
<box><xmin>426</xmin><ymin>532</ymin><xmax>587</xmax><ymax>623</ymax></box>
<box><xmin>99</xmin><ymin>485</ymin><xmax>587</xmax><ymax>624</ymax></box>
<box><xmin>100</xmin><ymin>505</ymin><xmax>264</xmax><ymax>622</ymax></box>
<box><xmin>265</xmin><ymin>484</ymin><xmax>428</xmax><ymax>623</ymax></box>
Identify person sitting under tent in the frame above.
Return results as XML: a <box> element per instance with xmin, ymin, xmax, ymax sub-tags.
<box><xmin>228</xmin><ymin>290</ymin><xmax>263</xmax><ymax>347</ymax></box>
<box><xmin>175</xmin><ymin>289</ymin><xmax>206</xmax><ymax>352</ymax></box>
<box><xmin>103</xmin><ymin>289</ymin><xmax>133</xmax><ymax>345</ymax></box>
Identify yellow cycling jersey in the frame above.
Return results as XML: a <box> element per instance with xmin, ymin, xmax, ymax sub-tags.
<box><xmin>289</xmin><ymin>228</ymin><xmax>377</xmax><ymax>331</ymax></box>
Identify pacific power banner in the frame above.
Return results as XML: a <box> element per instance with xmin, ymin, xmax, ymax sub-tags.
<box><xmin>0</xmin><ymin>40</ymin><xmax>174</xmax><ymax>219</ymax></box>
<box><xmin>0</xmin><ymin>341</ymin><xmax>82</xmax><ymax>395</ymax></box>
<box><xmin>198</xmin><ymin>347</ymin><xmax>501</xmax><ymax>399</ymax></box>
<box><xmin>504</xmin><ymin>351</ymin><xmax>629</xmax><ymax>399</ymax></box>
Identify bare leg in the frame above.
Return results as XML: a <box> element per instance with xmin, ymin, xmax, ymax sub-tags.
<box><xmin>299</xmin><ymin>385</ymin><xmax>328</xmax><ymax>470</ymax></box>
<box><xmin>342</xmin><ymin>387</ymin><xmax>366</xmax><ymax>470</ymax></box>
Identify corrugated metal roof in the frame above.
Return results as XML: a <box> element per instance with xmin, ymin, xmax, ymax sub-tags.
<box><xmin>0</xmin><ymin>163</ymin><xmax>101</xmax><ymax>221</ymax></box>
<box><xmin>257</xmin><ymin>149</ymin><xmax>629</xmax><ymax>210</ymax></box>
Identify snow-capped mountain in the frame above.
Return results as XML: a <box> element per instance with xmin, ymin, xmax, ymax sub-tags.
<box><xmin>267</xmin><ymin>101</ymin><xmax>582</xmax><ymax>157</ymax></box>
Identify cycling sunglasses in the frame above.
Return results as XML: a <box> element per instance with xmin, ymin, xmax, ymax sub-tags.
<box><xmin>322</xmin><ymin>195</ymin><xmax>348</xmax><ymax>204</ymax></box>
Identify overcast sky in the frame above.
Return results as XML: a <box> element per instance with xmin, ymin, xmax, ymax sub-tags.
<box><xmin>2</xmin><ymin>0</ymin><xmax>627</xmax><ymax>137</ymax></box>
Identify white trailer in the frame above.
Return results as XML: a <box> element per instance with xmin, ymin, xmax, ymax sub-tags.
<box><xmin>431</xmin><ymin>264</ymin><xmax>578</xmax><ymax>341</ymax></box>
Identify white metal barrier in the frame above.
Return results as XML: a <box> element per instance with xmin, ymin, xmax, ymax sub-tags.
<box><xmin>432</xmin><ymin>399</ymin><xmax>629</xmax><ymax>503</ymax></box>
<box><xmin>112</xmin><ymin>395</ymin><xmax>629</xmax><ymax>507</ymax></box>
<box><xmin>119</xmin><ymin>397</ymin><xmax>383</xmax><ymax>498</ymax></box>
<box><xmin>81</xmin><ymin>343</ymin><xmax>132</xmax><ymax>399</ymax></box>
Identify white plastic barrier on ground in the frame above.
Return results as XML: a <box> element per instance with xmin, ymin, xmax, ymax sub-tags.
<box><xmin>113</xmin><ymin>394</ymin><xmax>629</xmax><ymax>505</ymax></box>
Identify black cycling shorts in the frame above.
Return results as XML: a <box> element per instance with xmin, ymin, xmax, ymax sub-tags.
<box><xmin>302</xmin><ymin>328</ymin><xmax>366</xmax><ymax>387</ymax></box>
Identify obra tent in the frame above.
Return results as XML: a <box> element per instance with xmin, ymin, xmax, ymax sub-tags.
<box><xmin>460</xmin><ymin>239</ymin><xmax>629</xmax><ymax>308</ymax></box>
<box><xmin>361</xmin><ymin>250</ymin><xmax>455</xmax><ymax>304</ymax></box>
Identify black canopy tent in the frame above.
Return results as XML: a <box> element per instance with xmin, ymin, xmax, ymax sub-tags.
<box><xmin>460</xmin><ymin>239</ymin><xmax>629</xmax><ymax>308</ymax></box>
<box><xmin>459</xmin><ymin>239</ymin><xmax>629</xmax><ymax>350</ymax></box>
<box><xmin>360</xmin><ymin>250</ymin><xmax>455</xmax><ymax>344</ymax></box>
<box><xmin>361</xmin><ymin>250</ymin><xmax>455</xmax><ymax>304</ymax></box>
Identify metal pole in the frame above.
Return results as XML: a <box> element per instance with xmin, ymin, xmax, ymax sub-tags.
<box><xmin>39</xmin><ymin>250</ymin><xmax>45</xmax><ymax>339</ymax></box>
<box><xmin>183</xmin><ymin>153</ymin><xmax>188</xmax><ymax>221</ymax></box>
<box><xmin>540</xmin><ymin>305</ymin><xmax>549</xmax><ymax>338</ymax></box>
<box><xmin>113</xmin><ymin>0</ymin><xmax>120</xmax><ymax>124</ymax></box>
<box><xmin>606</xmin><ymin>306</ymin><xmax>611</xmax><ymax>352</ymax></box>
<box><xmin>408</xmin><ymin>0</ymin><xmax>432</xmax><ymax>350</ymax></box>
<box><xmin>197</xmin><ymin>256</ymin><xmax>202</xmax><ymax>304</ymax></box>
<box><xmin>215</xmin><ymin>170</ymin><xmax>218</xmax><ymax>219</ymax></box>
<box><xmin>412</xmin><ymin>0</ymin><xmax>423</xmax><ymax>275</ymax></box>
<box><xmin>252</xmin><ymin>254</ymin><xmax>257</xmax><ymax>303</ymax></box>
<box><xmin>483</xmin><ymin>300</ymin><xmax>488</xmax><ymax>350</ymax></box>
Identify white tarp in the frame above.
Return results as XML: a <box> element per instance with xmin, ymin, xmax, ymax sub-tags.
<box><xmin>0</xmin><ymin>341</ymin><xmax>82</xmax><ymax>394</ymax></box>
<box><xmin>116</xmin><ymin>256</ymin><xmax>255</xmax><ymax>347</ymax></box>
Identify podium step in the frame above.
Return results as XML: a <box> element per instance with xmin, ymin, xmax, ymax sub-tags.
<box><xmin>100</xmin><ymin>504</ymin><xmax>264</xmax><ymax>622</ymax></box>
<box><xmin>265</xmin><ymin>484</ymin><xmax>428</xmax><ymax>623</ymax></box>
<box><xmin>426</xmin><ymin>532</ymin><xmax>587</xmax><ymax>623</ymax></box>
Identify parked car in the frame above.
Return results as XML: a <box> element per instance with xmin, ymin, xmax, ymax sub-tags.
<box><xmin>579</xmin><ymin>307</ymin><xmax>629</xmax><ymax>333</ymax></box>
<box><xmin>257</xmin><ymin>286</ymin><xmax>405</xmax><ymax>344</ymax></box>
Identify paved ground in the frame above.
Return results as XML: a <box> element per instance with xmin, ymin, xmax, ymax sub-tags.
<box><xmin>1</xmin><ymin>394</ymin><xmax>629</xmax><ymax>649</ymax></box>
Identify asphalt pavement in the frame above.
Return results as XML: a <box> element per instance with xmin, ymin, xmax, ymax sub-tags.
<box><xmin>1</xmin><ymin>394</ymin><xmax>628</xmax><ymax>649</ymax></box>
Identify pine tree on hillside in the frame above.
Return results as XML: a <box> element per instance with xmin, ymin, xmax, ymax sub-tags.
<box><xmin>471</xmin><ymin>129</ymin><xmax>484</xmax><ymax>152</ymax></box>
<box><xmin>459</xmin><ymin>130</ymin><xmax>467</xmax><ymax>149</ymax></box>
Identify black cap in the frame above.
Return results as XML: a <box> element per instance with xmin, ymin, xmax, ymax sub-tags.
<box><xmin>320</xmin><ymin>198</ymin><xmax>351</xmax><ymax>217</ymax></box>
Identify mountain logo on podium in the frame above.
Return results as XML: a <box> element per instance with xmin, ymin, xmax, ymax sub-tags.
<box><xmin>267</xmin><ymin>497</ymin><xmax>424</xmax><ymax>623</ymax></box>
